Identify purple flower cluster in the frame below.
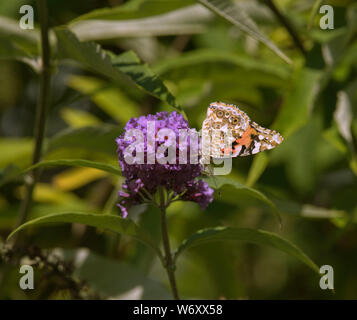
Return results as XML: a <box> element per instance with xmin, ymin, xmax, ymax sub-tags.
<box><xmin>116</xmin><ymin>111</ymin><xmax>214</xmax><ymax>217</ymax></box>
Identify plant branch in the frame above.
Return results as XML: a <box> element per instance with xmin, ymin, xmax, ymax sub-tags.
<box><xmin>14</xmin><ymin>0</ymin><xmax>52</xmax><ymax>235</ymax></box>
<box><xmin>159</xmin><ymin>187</ymin><xmax>180</xmax><ymax>300</ymax></box>
<box><xmin>264</xmin><ymin>0</ymin><xmax>307</xmax><ymax>57</ymax></box>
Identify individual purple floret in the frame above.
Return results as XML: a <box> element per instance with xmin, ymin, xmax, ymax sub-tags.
<box><xmin>182</xmin><ymin>179</ymin><xmax>214</xmax><ymax>210</ymax></box>
<box><xmin>115</xmin><ymin>111</ymin><xmax>213</xmax><ymax>217</ymax></box>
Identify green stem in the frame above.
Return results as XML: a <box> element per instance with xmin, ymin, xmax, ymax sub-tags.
<box><xmin>15</xmin><ymin>0</ymin><xmax>52</xmax><ymax>234</ymax></box>
<box><xmin>264</xmin><ymin>0</ymin><xmax>307</xmax><ymax>57</ymax></box>
<box><xmin>159</xmin><ymin>187</ymin><xmax>180</xmax><ymax>300</ymax></box>
<box><xmin>103</xmin><ymin>178</ymin><xmax>122</xmax><ymax>214</ymax></box>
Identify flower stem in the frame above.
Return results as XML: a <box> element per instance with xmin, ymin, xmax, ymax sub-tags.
<box><xmin>14</xmin><ymin>0</ymin><xmax>51</xmax><ymax>236</ymax></box>
<box><xmin>159</xmin><ymin>187</ymin><xmax>180</xmax><ymax>300</ymax></box>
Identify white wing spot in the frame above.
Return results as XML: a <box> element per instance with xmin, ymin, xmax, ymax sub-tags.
<box><xmin>252</xmin><ymin>142</ymin><xmax>261</xmax><ymax>154</ymax></box>
<box><xmin>272</xmin><ymin>134</ymin><xmax>281</xmax><ymax>143</ymax></box>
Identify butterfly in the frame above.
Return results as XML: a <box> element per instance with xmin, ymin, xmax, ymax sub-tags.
<box><xmin>202</xmin><ymin>101</ymin><xmax>283</xmax><ymax>159</ymax></box>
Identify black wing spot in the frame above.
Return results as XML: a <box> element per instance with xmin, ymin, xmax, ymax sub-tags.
<box><xmin>238</xmin><ymin>145</ymin><xmax>246</xmax><ymax>156</ymax></box>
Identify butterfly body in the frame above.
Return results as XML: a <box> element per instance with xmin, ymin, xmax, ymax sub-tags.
<box><xmin>202</xmin><ymin>101</ymin><xmax>283</xmax><ymax>159</ymax></box>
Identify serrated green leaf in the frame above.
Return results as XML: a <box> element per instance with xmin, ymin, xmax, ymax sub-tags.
<box><xmin>174</xmin><ymin>226</ymin><xmax>319</xmax><ymax>274</ymax></box>
<box><xmin>110</xmin><ymin>50</ymin><xmax>179</xmax><ymax>110</ymax></box>
<box><xmin>7</xmin><ymin>212</ymin><xmax>163</xmax><ymax>262</ymax></box>
<box><xmin>55</xmin><ymin>27</ymin><xmax>179</xmax><ymax>110</ymax></box>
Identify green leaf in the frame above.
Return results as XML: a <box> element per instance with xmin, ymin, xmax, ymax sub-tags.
<box><xmin>270</xmin><ymin>119</ymin><xmax>322</xmax><ymax>193</ymax></box>
<box><xmin>307</xmin><ymin>0</ymin><xmax>324</xmax><ymax>30</ymax></box>
<box><xmin>350</xmin><ymin>156</ymin><xmax>357</xmax><ymax>177</ymax></box>
<box><xmin>0</xmin><ymin>16</ymin><xmax>39</xmax><ymax>45</ymax></box>
<box><xmin>60</xmin><ymin>108</ymin><xmax>102</xmax><ymax>128</ymax></box>
<box><xmin>197</xmin><ymin>0</ymin><xmax>291</xmax><ymax>63</ymax></box>
<box><xmin>0</xmin><ymin>0</ymin><xmax>29</xmax><ymax>16</ymax></box>
<box><xmin>68</xmin><ymin>249</ymin><xmax>170</xmax><ymax>299</ymax></box>
<box><xmin>274</xmin><ymin>199</ymin><xmax>346</xmax><ymax>220</ymax></box>
<box><xmin>154</xmin><ymin>48</ymin><xmax>290</xmax><ymax>80</ymax></box>
<box><xmin>334</xmin><ymin>91</ymin><xmax>354</xmax><ymax>150</ymax></box>
<box><xmin>323</xmin><ymin>126</ymin><xmax>349</xmax><ymax>155</ymax></box>
<box><xmin>0</xmin><ymin>138</ymin><xmax>33</xmax><ymax>168</ymax></box>
<box><xmin>46</xmin><ymin>125</ymin><xmax>122</xmax><ymax>156</ymax></box>
<box><xmin>54</xmin><ymin>27</ymin><xmax>118</xmax><ymax>78</ymax></box>
<box><xmin>204</xmin><ymin>176</ymin><xmax>282</xmax><ymax>227</ymax></box>
<box><xmin>67</xmin><ymin>75</ymin><xmax>140</xmax><ymax>124</ymax></box>
<box><xmin>7</xmin><ymin>212</ymin><xmax>163</xmax><ymax>262</ymax></box>
<box><xmin>70</xmin><ymin>2</ymin><xmax>207</xmax><ymax>41</ymax></box>
<box><xmin>273</xmin><ymin>67</ymin><xmax>322</xmax><ymax>138</ymax></box>
<box><xmin>0</xmin><ymin>35</ymin><xmax>40</xmax><ymax>71</ymax></box>
<box><xmin>0</xmin><ymin>165</ymin><xmax>23</xmax><ymax>187</ymax></box>
<box><xmin>246</xmin><ymin>152</ymin><xmax>269</xmax><ymax>187</ymax></box>
<box><xmin>110</xmin><ymin>51</ymin><xmax>179</xmax><ymax>110</ymax></box>
<box><xmin>174</xmin><ymin>226</ymin><xmax>319</xmax><ymax>274</ymax></box>
<box><xmin>54</xmin><ymin>27</ymin><xmax>179</xmax><ymax>110</ymax></box>
<box><xmin>24</xmin><ymin>159</ymin><xmax>122</xmax><ymax>176</ymax></box>
<box><xmin>71</xmin><ymin>0</ymin><xmax>195</xmax><ymax>22</ymax></box>
<box><xmin>0</xmin><ymin>16</ymin><xmax>40</xmax><ymax>71</ymax></box>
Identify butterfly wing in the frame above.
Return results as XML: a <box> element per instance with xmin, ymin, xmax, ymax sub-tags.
<box><xmin>202</xmin><ymin>102</ymin><xmax>283</xmax><ymax>159</ymax></box>
<box><xmin>231</xmin><ymin>121</ymin><xmax>284</xmax><ymax>157</ymax></box>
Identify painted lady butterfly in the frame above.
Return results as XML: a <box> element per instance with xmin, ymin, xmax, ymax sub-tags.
<box><xmin>202</xmin><ymin>101</ymin><xmax>283</xmax><ymax>159</ymax></box>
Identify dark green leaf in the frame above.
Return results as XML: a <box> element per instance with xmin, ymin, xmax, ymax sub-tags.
<box><xmin>24</xmin><ymin>159</ymin><xmax>122</xmax><ymax>176</ymax></box>
<box><xmin>154</xmin><ymin>48</ymin><xmax>290</xmax><ymax>80</ymax></box>
<box><xmin>204</xmin><ymin>176</ymin><xmax>282</xmax><ymax>226</ymax></box>
<box><xmin>246</xmin><ymin>152</ymin><xmax>269</xmax><ymax>187</ymax></box>
<box><xmin>174</xmin><ymin>226</ymin><xmax>319</xmax><ymax>273</ymax></box>
<box><xmin>69</xmin><ymin>250</ymin><xmax>170</xmax><ymax>299</ymax></box>
<box><xmin>0</xmin><ymin>16</ymin><xmax>40</xmax><ymax>70</ymax></box>
<box><xmin>67</xmin><ymin>75</ymin><xmax>140</xmax><ymax>124</ymax></box>
<box><xmin>47</xmin><ymin>125</ymin><xmax>122</xmax><ymax>156</ymax></box>
<box><xmin>54</xmin><ymin>27</ymin><xmax>179</xmax><ymax>110</ymax></box>
<box><xmin>273</xmin><ymin>68</ymin><xmax>322</xmax><ymax>138</ymax></box>
<box><xmin>111</xmin><ymin>51</ymin><xmax>179</xmax><ymax>110</ymax></box>
<box><xmin>7</xmin><ymin>212</ymin><xmax>163</xmax><ymax>262</ymax></box>
<box><xmin>308</xmin><ymin>0</ymin><xmax>324</xmax><ymax>30</ymax></box>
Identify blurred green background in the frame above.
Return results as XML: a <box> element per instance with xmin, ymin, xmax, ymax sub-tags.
<box><xmin>0</xmin><ymin>0</ymin><xmax>357</xmax><ymax>299</ymax></box>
